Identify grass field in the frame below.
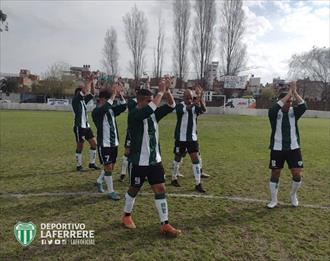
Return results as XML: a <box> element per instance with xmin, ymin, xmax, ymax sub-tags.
<box><xmin>0</xmin><ymin>110</ymin><xmax>329</xmax><ymax>260</ymax></box>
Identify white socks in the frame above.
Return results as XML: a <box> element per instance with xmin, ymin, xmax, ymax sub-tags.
<box><xmin>121</xmin><ymin>156</ymin><xmax>129</xmax><ymax>175</ymax></box>
<box><xmin>172</xmin><ymin>160</ymin><xmax>180</xmax><ymax>181</ymax></box>
<box><xmin>192</xmin><ymin>163</ymin><xmax>201</xmax><ymax>185</ymax></box>
<box><xmin>155</xmin><ymin>198</ymin><xmax>168</xmax><ymax>223</ymax></box>
<box><xmin>124</xmin><ymin>193</ymin><xmax>136</xmax><ymax>213</ymax></box>
<box><xmin>76</xmin><ymin>152</ymin><xmax>82</xmax><ymax>167</ymax></box>
<box><xmin>104</xmin><ymin>172</ymin><xmax>114</xmax><ymax>193</ymax></box>
<box><xmin>290</xmin><ymin>181</ymin><xmax>302</xmax><ymax>207</ymax></box>
<box><xmin>97</xmin><ymin>170</ymin><xmax>105</xmax><ymax>184</ymax></box>
<box><xmin>267</xmin><ymin>181</ymin><xmax>279</xmax><ymax>209</ymax></box>
<box><xmin>89</xmin><ymin>149</ymin><xmax>96</xmax><ymax>164</ymax></box>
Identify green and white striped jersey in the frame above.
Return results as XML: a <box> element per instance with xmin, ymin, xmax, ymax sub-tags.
<box><xmin>174</xmin><ymin>101</ymin><xmax>206</xmax><ymax>141</ymax></box>
<box><xmin>128</xmin><ymin>102</ymin><xmax>175</xmax><ymax>166</ymax></box>
<box><xmin>92</xmin><ymin>100</ymin><xmax>127</xmax><ymax>147</ymax></box>
<box><xmin>72</xmin><ymin>92</ymin><xmax>94</xmax><ymax>128</ymax></box>
<box><xmin>127</xmin><ymin>98</ymin><xmax>137</xmax><ymax>112</ymax></box>
<box><xmin>268</xmin><ymin>100</ymin><xmax>307</xmax><ymax>151</ymax></box>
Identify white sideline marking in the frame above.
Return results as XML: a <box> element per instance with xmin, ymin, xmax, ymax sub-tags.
<box><xmin>0</xmin><ymin>192</ymin><xmax>329</xmax><ymax>210</ymax></box>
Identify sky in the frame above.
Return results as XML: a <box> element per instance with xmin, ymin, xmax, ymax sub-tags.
<box><xmin>0</xmin><ymin>0</ymin><xmax>329</xmax><ymax>84</ymax></box>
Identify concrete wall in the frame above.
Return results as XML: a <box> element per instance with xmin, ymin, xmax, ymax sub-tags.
<box><xmin>1</xmin><ymin>103</ymin><xmax>329</xmax><ymax>119</ymax></box>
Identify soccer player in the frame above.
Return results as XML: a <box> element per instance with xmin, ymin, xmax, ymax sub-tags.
<box><xmin>72</xmin><ymin>79</ymin><xmax>100</xmax><ymax>172</ymax></box>
<box><xmin>119</xmin><ymin>97</ymin><xmax>137</xmax><ymax>182</ymax></box>
<box><xmin>171</xmin><ymin>85</ymin><xmax>207</xmax><ymax>193</ymax></box>
<box><xmin>122</xmin><ymin>77</ymin><xmax>182</xmax><ymax>237</ymax></box>
<box><xmin>267</xmin><ymin>82</ymin><xmax>307</xmax><ymax>208</ymax></box>
<box><xmin>119</xmin><ymin>77</ymin><xmax>150</xmax><ymax>182</ymax></box>
<box><xmin>92</xmin><ymin>84</ymin><xmax>127</xmax><ymax>200</ymax></box>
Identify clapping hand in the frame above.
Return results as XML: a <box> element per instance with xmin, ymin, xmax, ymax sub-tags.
<box><xmin>195</xmin><ymin>85</ymin><xmax>203</xmax><ymax>97</ymax></box>
<box><xmin>158</xmin><ymin>78</ymin><xmax>167</xmax><ymax>93</ymax></box>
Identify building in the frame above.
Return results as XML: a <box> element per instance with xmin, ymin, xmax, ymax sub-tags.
<box><xmin>297</xmin><ymin>78</ymin><xmax>327</xmax><ymax>101</ymax></box>
<box><xmin>70</xmin><ymin>65</ymin><xmax>92</xmax><ymax>79</ymax></box>
<box><xmin>19</xmin><ymin>69</ymin><xmax>40</xmax><ymax>88</ymax></box>
<box><xmin>205</xmin><ymin>61</ymin><xmax>219</xmax><ymax>90</ymax></box>
<box><xmin>246</xmin><ymin>76</ymin><xmax>261</xmax><ymax>96</ymax></box>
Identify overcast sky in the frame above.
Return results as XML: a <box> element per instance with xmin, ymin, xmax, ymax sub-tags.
<box><xmin>1</xmin><ymin>0</ymin><xmax>329</xmax><ymax>84</ymax></box>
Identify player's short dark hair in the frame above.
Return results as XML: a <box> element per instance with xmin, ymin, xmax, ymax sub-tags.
<box><xmin>278</xmin><ymin>92</ymin><xmax>288</xmax><ymax>100</ymax></box>
<box><xmin>137</xmin><ymin>89</ymin><xmax>153</xmax><ymax>97</ymax></box>
<box><xmin>74</xmin><ymin>87</ymin><xmax>82</xmax><ymax>96</ymax></box>
<box><xmin>99</xmin><ymin>88</ymin><xmax>111</xmax><ymax>99</ymax></box>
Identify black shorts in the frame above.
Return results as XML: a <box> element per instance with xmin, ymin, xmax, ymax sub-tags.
<box><xmin>124</xmin><ymin>130</ymin><xmax>131</xmax><ymax>148</ymax></box>
<box><xmin>129</xmin><ymin>163</ymin><xmax>165</xmax><ymax>187</ymax></box>
<box><xmin>269</xmin><ymin>149</ymin><xmax>304</xmax><ymax>169</ymax></box>
<box><xmin>73</xmin><ymin>126</ymin><xmax>94</xmax><ymax>143</ymax></box>
<box><xmin>173</xmin><ymin>140</ymin><xmax>199</xmax><ymax>156</ymax></box>
<box><xmin>97</xmin><ymin>146</ymin><xmax>118</xmax><ymax>165</ymax></box>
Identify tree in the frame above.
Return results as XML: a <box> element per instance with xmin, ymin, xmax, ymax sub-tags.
<box><xmin>0</xmin><ymin>78</ymin><xmax>19</xmax><ymax>93</ymax></box>
<box><xmin>191</xmin><ymin>0</ymin><xmax>216</xmax><ymax>83</ymax></box>
<box><xmin>123</xmin><ymin>5</ymin><xmax>148</xmax><ymax>80</ymax></box>
<box><xmin>288</xmin><ymin>47</ymin><xmax>330</xmax><ymax>90</ymax></box>
<box><xmin>219</xmin><ymin>0</ymin><xmax>247</xmax><ymax>76</ymax></box>
<box><xmin>37</xmin><ymin>62</ymin><xmax>74</xmax><ymax>98</ymax></box>
<box><xmin>101</xmin><ymin>27</ymin><xmax>119</xmax><ymax>76</ymax></box>
<box><xmin>261</xmin><ymin>87</ymin><xmax>275</xmax><ymax>100</ymax></box>
<box><xmin>173</xmin><ymin>0</ymin><xmax>191</xmax><ymax>81</ymax></box>
<box><xmin>153</xmin><ymin>14</ymin><xmax>165</xmax><ymax>80</ymax></box>
<box><xmin>0</xmin><ymin>10</ymin><xmax>8</xmax><ymax>32</ymax></box>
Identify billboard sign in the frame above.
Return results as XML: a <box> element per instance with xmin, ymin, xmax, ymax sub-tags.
<box><xmin>221</xmin><ymin>75</ymin><xmax>248</xmax><ymax>89</ymax></box>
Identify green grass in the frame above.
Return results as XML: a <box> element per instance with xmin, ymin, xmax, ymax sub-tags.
<box><xmin>0</xmin><ymin>110</ymin><xmax>329</xmax><ymax>260</ymax></box>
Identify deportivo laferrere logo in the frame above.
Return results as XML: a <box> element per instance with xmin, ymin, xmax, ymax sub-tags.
<box><xmin>14</xmin><ymin>222</ymin><xmax>37</xmax><ymax>246</ymax></box>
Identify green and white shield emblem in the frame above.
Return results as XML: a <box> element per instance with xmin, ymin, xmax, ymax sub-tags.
<box><xmin>14</xmin><ymin>222</ymin><xmax>37</xmax><ymax>246</ymax></box>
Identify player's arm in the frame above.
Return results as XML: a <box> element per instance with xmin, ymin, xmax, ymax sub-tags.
<box><xmin>194</xmin><ymin>85</ymin><xmax>207</xmax><ymax>114</ymax></box>
<box><xmin>155</xmin><ymin>80</ymin><xmax>175</xmax><ymax>121</ymax></box>
<box><xmin>112</xmin><ymin>90</ymin><xmax>127</xmax><ymax>116</ymax></box>
<box><xmin>291</xmin><ymin>81</ymin><xmax>307</xmax><ymax>119</ymax></box>
<box><xmin>83</xmin><ymin>79</ymin><xmax>95</xmax><ymax>103</ymax></box>
<box><xmin>129</xmin><ymin>79</ymin><xmax>167</xmax><ymax>122</ymax></box>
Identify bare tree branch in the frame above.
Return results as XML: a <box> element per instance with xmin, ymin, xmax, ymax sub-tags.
<box><xmin>219</xmin><ymin>0</ymin><xmax>247</xmax><ymax>76</ymax></box>
<box><xmin>191</xmin><ymin>0</ymin><xmax>216</xmax><ymax>83</ymax></box>
<box><xmin>173</xmin><ymin>0</ymin><xmax>191</xmax><ymax>81</ymax></box>
<box><xmin>288</xmin><ymin>47</ymin><xmax>330</xmax><ymax>88</ymax></box>
<box><xmin>123</xmin><ymin>5</ymin><xmax>148</xmax><ymax>80</ymax></box>
<box><xmin>101</xmin><ymin>27</ymin><xmax>119</xmax><ymax>76</ymax></box>
<box><xmin>153</xmin><ymin>13</ymin><xmax>165</xmax><ymax>79</ymax></box>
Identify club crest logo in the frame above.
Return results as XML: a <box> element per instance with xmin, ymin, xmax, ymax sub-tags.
<box><xmin>134</xmin><ymin>177</ymin><xmax>140</xmax><ymax>185</ymax></box>
<box><xmin>271</xmin><ymin>160</ymin><xmax>276</xmax><ymax>167</ymax></box>
<box><xmin>298</xmin><ymin>161</ymin><xmax>303</xmax><ymax>166</ymax></box>
<box><xmin>14</xmin><ymin>222</ymin><xmax>37</xmax><ymax>246</ymax></box>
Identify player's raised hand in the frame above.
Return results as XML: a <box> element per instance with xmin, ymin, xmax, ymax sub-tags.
<box><xmin>111</xmin><ymin>82</ymin><xmax>119</xmax><ymax>96</ymax></box>
<box><xmin>164</xmin><ymin>75</ymin><xmax>172</xmax><ymax>92</ymax></box>
<box><xmin>290</xmin><ymin>81</ymin><xmax>297</xmax><ymax>94</ymax></box>
<box><xmin>158</xmin><ymin>78</ymin><xmax>167</xmax><ymax>93</ymax></box>
<box><xmin>195</xmin><ymin>85</ymin><xmax>203</xmax><ymax>97</ymax></box>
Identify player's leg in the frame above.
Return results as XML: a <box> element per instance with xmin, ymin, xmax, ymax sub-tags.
<box><xmin>86</xmin><ymin>129</ymin><xmax>100</xmax><ymax>170</ymax></box>
<box><xmin>188</xmin><ymin>141</ymin><xmax>205</xmax><ymax>193</ymax></box>
<box><xmin>199</xmin><ymin>152</ymin><xmax>210</xmax><ymax>178</ymax></box>
<box><xmin>101</xmin><ymin>147</ymin><xmax>120</xmax><ymax>200</ymax></box>
<box><xmin>104</xmin><ymin>163</ymin><xmax>120</xmax><ymax>200</ymax></box>
<box><xmin>149</xmin><ymin>163</ymin><xmax>181</xmax><ymax>237</ymax></box>
<box><xmin>95</xmin><ymin>146</ymin><xmax>105</xmax><ymax>193</ymax></box>
<box><xmin>288</xmin><ymin>149</ymin><xmax>304</xmax><ymax>207</ymax></box>
<box><xmin>122</xmin><ymin>164</ymin><xmax>145</xmax><ymax>229</ymax></box>
<box><xmin>119</xmin><ymin>147</ymin><xmax>130</xmax><ymax>182</ymax></box>
<box><xmin>267</xmin><ymin>150</ymin><xmax>284</xmax><ymax>209</ymax></box>
<box><xmin>74</xmin><ymin>127</ymin><xmax>85</xmax><ymax>172</ymax></box>
<box><xmin>75</xmin><ymin>141</ymin><xmax>84</xmax><ymax>171</ymax></box>
<box><xmin>171</xmin><ymin>141</ymin><xmax>185</xmax><ymax>187</ymax></box>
